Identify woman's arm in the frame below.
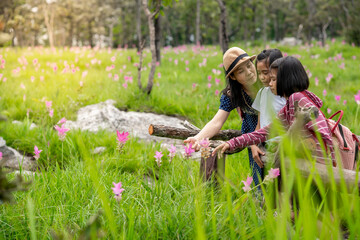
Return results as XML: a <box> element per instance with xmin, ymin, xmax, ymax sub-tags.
<box><xmin>184</xmin><ymin>109</ymin><xmax>230</xmax><ymax>150</ymax></box>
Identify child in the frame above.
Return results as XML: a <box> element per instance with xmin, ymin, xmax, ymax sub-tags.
<box><xmin>212</xmin><ymin>56</ymin><xmax>335</xmax><ymax>164</ymax></box>
<box><xmin>250</xmin><ymin>49</ymin><xmax>286</xmax><ymax>168</ymax></box>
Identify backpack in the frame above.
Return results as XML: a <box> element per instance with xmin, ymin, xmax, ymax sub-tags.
<box><xmin>327</xmin><ymin>111</ymin><xmax>360</xmax><ymax>170</ymax></box>
<box><xmin>302</xmin><ymin>92</ymin><xmax>360</xmax><ymax>170</ymax></box>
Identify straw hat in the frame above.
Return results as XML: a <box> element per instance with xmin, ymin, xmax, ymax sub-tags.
<box><xmin>223</xmin><ymin>47</ymin><xmax>256</xmax><ymax>78</ymax></box>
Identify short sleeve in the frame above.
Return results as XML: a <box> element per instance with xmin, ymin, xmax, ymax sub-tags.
<box><xmin>251</xmin><ymin>88</ymin><xmax>263</xmax><ymax>112</ymax></box>
<box><xmin>219</xmin><ymin>94</ymin><xmax>235</xmax><ymax>112</ymax></box>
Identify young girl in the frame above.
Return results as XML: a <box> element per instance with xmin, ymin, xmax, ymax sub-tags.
<box><xmin>250</xmin><ymin>49</ymin><xmax>286</xmax><ymax>168</ymax></box>
<box><xmin>212</xmin><ymin>56</ymin><xmax>335</xmax><ymax>164</ymax></box>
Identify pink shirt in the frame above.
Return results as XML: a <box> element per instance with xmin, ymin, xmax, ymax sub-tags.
<box><xmin>227</xmin><ymin>90</ymin><xmax>335</xmax><ymax>163</ymax></box>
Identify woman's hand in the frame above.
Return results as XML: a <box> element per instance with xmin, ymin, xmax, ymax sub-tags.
<box><xmin>250</xmin><ymin>145</ymin><xmax>265</xmax><ymax>168</ymax></box>
<box><xmin>211</xmin><ymin>142</ymin><xmax>230</xmax><ymax>156</ymax></box>
<box><xmin>184</xmin><ymin>137</ymin><xmax>201</xmax><ymax>151</ymax></box>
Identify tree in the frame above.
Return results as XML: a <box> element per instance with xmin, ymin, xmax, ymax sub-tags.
<box><xmin>216</xmin><ymin>0</ymin><xmax>228</xmax><ymax>53</ymax></box>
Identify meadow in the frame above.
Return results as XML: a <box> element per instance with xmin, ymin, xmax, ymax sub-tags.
<box><xmin>0</xmin><ymin>40</ymin><xmax>360</xmax><ymax>239</ymax></box>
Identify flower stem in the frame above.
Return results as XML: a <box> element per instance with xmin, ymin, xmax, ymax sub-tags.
<box><xmin>355</xmin><ymin>104</ymin><xmax>359</xmax><ymax>126</ymax></box>
<box><xmin>61</xmin><ymin>142</ymin><xmax>64</xmax><ymax>168</ymax></box>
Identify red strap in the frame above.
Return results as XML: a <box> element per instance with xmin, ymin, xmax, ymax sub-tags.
<box><xmin>328</xmin><ymin>110</ymin><xmax>343</xmax><ymax>133</ymax></box>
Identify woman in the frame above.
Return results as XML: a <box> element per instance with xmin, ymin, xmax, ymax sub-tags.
<box><xmin>185</xmin><ymin>47</ymin><xmax>260</xmax><ymax>185</ymax></box>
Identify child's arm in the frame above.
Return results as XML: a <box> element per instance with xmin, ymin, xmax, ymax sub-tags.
<box><xmin>212</xmin><ymin>125</ymin><xmax>270</xmax><ymax>156</ymax></box>
<box><xmin>250</xmin><ymin>115</ymin><xmax>265</xmax><ymax>168</ymax></box>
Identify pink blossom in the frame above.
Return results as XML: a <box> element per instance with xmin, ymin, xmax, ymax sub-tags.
<box><xmin>122</xmin><ymin>83</ymin><xmax>128</xmax><ymax>89</ymax></box>
<box><xmin>343</xmin><ymin>100</ymin><xmax>347</xmax><ymax>105</ymax></box>
<box><xmin>199</xmin><ymin>138</ymin><xmax>210</xmax><ymax>148</ymax></box>
<box><xmin>40</xmin><ymin>76</ymin><xmax>44</xmax><ymax>81</ymax></box>
<box><xmin>327</xmin><ymin>108</ymin><xmax>331</xmax><ymax>114</ymax></box>
<box><xmin>355</xmin><ymin>92</ymin><xmax>360</xmax><ymax>104</ymax></box>
<box><xmin>192</xmin><ymin>83</ymin><xmax>197</xmax><ymax>89</ymax></box>
<box><xmin>20</xmin><ymin>83</ymin><xmax>26</xmax><ymax>89</ymax></box>
<box><xmin>82</xmin><ymin>71</ymin><xmax>88</xmax><ymax>78</ymax></box>
<box><xmin>215</xmin><ymin>90</ymin><xmax>220</xmax><ymax>96</ymax></box>
<box><xmin>54</xmin><ymin>124</ymin><xmax>69</xmax><ymax>141</ymax></box>
<box><xmin>342</xmin><ymin>40</ymin><xmax>346</xmax><ymax>45</ymax></box>
<box><xmin>267</xmin><ymin>168</ymin><xmax>280</xmax><ymax>179</ymax></box>
<box><xmin>45</xmin><ymin>101</ymin><xmax>52</xmax><ymax>110</ymax></box>
<box><xmin>79</xmin><ymin>81</ymin><xmax>83</xmax><ymax>87</ymax></box>
<box><xmin>33</xmin><ymin>145</ymin><xmax>42</xmax><ymax>160</ymax></box>
<box><xmin>174</xmin><ymin>59</ymin><xmax>178</xmax><ymax>65</ymax></box>
<box><xmin>185</xmin><ymin>60</ymin><xmax>189</xmax><ymax>65</ymax></box>
<box><xmin>112</xmin><ymin>182</ymin><xmax>124</xmax><ymax>201</ymax></box>
<box><xmin>242</xmin><ymin>176</ymin><xmax>253</xmax><ymax>192</ymax></box>
<box><xmin>338</xmin><ymin>63</ymin><xmax>345</xmax><ymax>69</ymax></box>
<box><xmin>2</xmin><ymin>77</ymin><xmax>6</xmax><ymax>82</ymax></box>
<box><xmin>184</xmin><ymin>144</ymin><xmax>195</xmax><ymax>158</ymax></box>
<box><xmin>116</xmin><ymin>130</ymin><xmax>129</xmax><ymax>144</ymax></box>
<box><xmin>53</xmin><ymin>65</ymin><xmax>58</xmax><ymax>72</ymax></box>
<box><xmin>326</xmin><ymin>73</ymin><xmax>333</xmax><ymax>83</ymax></box>
<box><xmin>57</xmin><ymin>117</ymin><xmax>67</xmax><ymax>124</ymax></box>
<box><xmin>157</xmin><ymin>72</ymin><xmax>161</xmax><ymax>78</ymax></box>
<box><xmin>353</xmin><ymin>56</ymin><xmax>357</xmax><ymax>60</ymax></box>
<box><xmin>0</xmin><ymin>152</ymin><xmax>2</xmax><ymax>160</ymax></box>
<box><xmin>215</xmin><ymin>78</ymin><xmax>221</xmax><ymax>85</ymax></box>
<box><xmin>30</xmin><ymin>76</ymin><xmax>35</xmax><ymax>82</ymax></box>
<box><xmin>331</xmin><ymin>38</ymin><xmax>335</xmax><ymax>43</ymax></box>
<box><xmin>168</xmin><ymin>144</ymin><xmax>176</xmax><ymax>159</ymax></box>
<box><xmin>156</xmin><ymin>61</ymin><xmax>160</xmax><ymax>66</ymax></box>
<box><xmin>335</xmin><ymin>95</ymin><xmax>341</xmax><ymax>102</ymax></box>
<box><xmin>154</xmin><ymin>151</ymin><xmax>163</xmax><ymax>167</ymax></box>
<box><xmin>108</xmin><ymin>73</ymin><xmax>112</xmax><ymax>78</ymax></box>
<box><xmin>33</xmin><ymin>59</ymin><xmax>38</xmax><ymax>65</ymax></box>
<box><xmin>49</xmin><ymin>109</ymin><xmax>54</xmax><ymax>118</ymax></box>
<box><xmin>207</xmin><ymin>75</ymin><xmax>212</xmax><ymax>81</ymax></box>
<box><xmin>323</xmin><ymin>89</ymin><xmax>327</xmax><ymax>97</ymax></box>
<box><xmin>111</xmin><ymin>56</ymin><xmax>116</xmax><ymax>62</ymax></box>
<box><xmin>186</xmin><ymin>67</ymin><xmax>189</xmax><ymax>72</ymax></box>
<box><xmin>315</xmin><ymin>77</ymin><xmax>319</xmax><ymax>86</ymax></box>
<box><xmin>207</xmin><ymin>83</ymin><xmax>212</xmax><ymax>88</ymax></box>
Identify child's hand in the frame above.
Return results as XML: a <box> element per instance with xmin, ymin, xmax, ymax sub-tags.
<box><xmin>211</xmin><ymin>142</ymin><xmax>230</xmax><ymax>156</ymax></box>
<box><xmin>250</xmin><ymin>145</ymin><xmax>265</xmax><ymax>168</ymax></box>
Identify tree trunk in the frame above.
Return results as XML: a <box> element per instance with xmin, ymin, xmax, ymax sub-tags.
<box><xmin>88</xmin><ymin>20</ymin><xmax>93</xmax><ymax>47</ymax></box>
<box><xmin>136</xmin><ymin>0</ymin><xmax>142</xmax><ymax>52</ymax></box>
<box><xmin>154</xmin><ymin>16</ymin><xmax>161</xmax><ymax>64</ymax></box>
<box><xmin>148</xmin><ymin>124</ymin><xmax>243</xmax><ymax>140</ymax></box>
<box><xmin>142</xmin><ymin>0</ymin><xmax>161</xmax><ymax>95</ymax></box>
<box><xmin>43</xmin><ymin>3</ymin><xmax>55</xmax><ymax>48</ymax></box>
<box><xmin>216</xmin><ymin>0</ymin><xmax>229</xmax><ymax>53</ymax></box>
<box><xmin>109</xmin><ymin>21</ymin><xmax>114</xmax><ymax>48</ymax></box>
<box><xmin>262</xmin><ymin>1</ymin><xmax>267</xmax><ymax>48</ymax></box>
<box><xmin>195</xmin><ymin>0</ymin><xmax>201</xmax><ymax>45</ymax></box>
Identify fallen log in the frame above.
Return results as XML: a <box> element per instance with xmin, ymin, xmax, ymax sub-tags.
<box><xmin>148</xmin><ymin>124</ymin><xmax>242</xmax><ymax>141</ymax></box>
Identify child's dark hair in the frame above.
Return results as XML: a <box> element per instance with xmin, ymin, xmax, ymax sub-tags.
<box><xmin>255</xmin><ymin>49</ymin><xmax>283</xmax><ymax>69</ymax></box>
<box><xmin>269</xmin><ymin>57</ymin><xmax>285</xmax><ymax>70</ymax></box>
<box><xmin>276</xmin><ymin>56</ymin><xmax>309</xmax><ymax>98</ymax></box>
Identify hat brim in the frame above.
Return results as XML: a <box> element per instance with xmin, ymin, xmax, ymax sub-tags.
<box><xmin>225</xmin><ymin>55</ymin><xmax>256</xmax><ymax>78</ymax></box>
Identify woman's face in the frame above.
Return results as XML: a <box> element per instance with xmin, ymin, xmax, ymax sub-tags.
<box><xmin>269</xmin><ymin>68</ymin><xmax>278</xmax><ymax>95</ymax></box>
<box><xmin>231</xmin><ymin>60</ymin><xmax>256</xmax><ymax>87</ymax></box>
<box><xmin>256</xmin><ymin>60</ymin><xmax>270</xmax><ymax>86</ymax></box>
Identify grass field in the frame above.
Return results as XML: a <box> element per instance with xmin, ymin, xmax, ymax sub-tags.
<box><xmin>0</xmin><ymin>40</ymin><xmax>360</xmax><ymax>239</ymax></box>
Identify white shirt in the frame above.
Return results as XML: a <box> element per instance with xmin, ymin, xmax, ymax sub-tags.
<box><xmin>252</xmin><ymin>87</ymin><xmax>286</xmax><ymax>128</ymax></box>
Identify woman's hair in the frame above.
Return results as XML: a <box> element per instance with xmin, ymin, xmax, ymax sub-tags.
<box><xmin>276</xmin><ymin>56</ymin><xmax>309</xmax><ymax>98</ymax></box>
<box><xmin>255</xmin><ymin>49</ymin><xmax>283</xmax><ymax>69</ymax></box>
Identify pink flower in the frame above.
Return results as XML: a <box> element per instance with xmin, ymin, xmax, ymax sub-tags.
<box><xmin>184</xmin><ymin>144</ymin><xmax>195</xmax><ymax>158</ymax></box>
<box><xmin>53</xmin><ymin>65</ymin><xmax>58</xmax><ymax>72</ymax></box>
<box><xmin>242</xmin><ymin>176</ymin><xmax>253</xmax><ymax>192</ymax></box>
<box><xmin>0</xmin><ymin>152</ymin><xmax>2</xmax><ymax>160</ymax></box>
<box><xmin>111</xmin><ymin>182</ymin><xmax>124</xmax><ymax>201</ymax></box>
<box><xmin>33</xmin><ymin>58</ymin><xmax>38</xmax><ymax>65</ymax></box>
<box><xmin>157</xmin><ymin>72</ymin><xmax>161</xmax><ymax>78</ymax></box>
<box><xmin>192</xmin><ymin>83</ymin><xmax>197</xmax><ymax>89</ymax></box>
<box><xmin>45</xmin><ymin>101</ymin><xmax>52</xmax><ymax>110</ymax></box>
<box><xmin>268</xmin><ymin>168</ymin><xmax>280</xmax><ymax>179</ymax></box>
<box><xmin>343</xmin><ymin>100</ymin><xmax>347</xmax><ymax>105</ymax></box>
<box><xmin>122</xmin><ymin>83</ymin><xmax>128</xmax><ymax>89</ymax></box>
<box><xmin>20</xmin><ymin>83</ymin><xmax>26</xmax><ymax>89</ymax></box>
<box><xmin>323</xmin><ymin>89</ymin><xmax>327</xmax><ymax>96</ymax></box>
<box><xmin>30</xmin><ymin>76</ymin><xmax>35</xmax><ymax>82</ymax></box>
<box><xmin>338</xmin><ymin>63</ymin><xmax>345</xmax><ymax>69</ymax></box>
<box><xmin>185</xmin><ymin>60</ymin><xmax>189</xmax><ymax>65</ymax></box>
<box><xmin>353</xmin><ymin>56</ymin><xmax>357</xmax><ymax>60</ymax></box>
<box><xmin>57</xmin><ymin>117</ymin><xmax>67</xmax><ymax>124</ymax></box>
<box><xmin>327</xmin><ymin>108</ymin><xmax>331</xmax><ymax>114</ymax></box>
<box><xmin>154</xmin><ymin>151</ymin><xmax>163</xmax><ymax>167</ymax></box>
<box><xmin>207</xmin><ymin>75</ymin><xmax>212</xmax><ymax>81</ymax></box>
<box><xmin>54</xmin><ymin>124</ymin><xmax>70</xmax><ymax>141</ymax></box>
<box><xmin>49</xmin><ymin>109</ymin><xmax>54</xmax><ymax>118</ymax></box>
<box><xmin>186</xmin><ymin>67</ymin><xmax>189</xmax><ymax>72</ymax></box>
<box><xmin>326</xmin><ymin>73</ymin><xmax>333</xmax><ymax>84</ymax></box>
<box><xmin>111</xmin><ymin>56</ymin><xmax>116</xmax><ymax>62</ymax></box>
<box><xmin>335</xmin><ymin>95</ymin><xmax>341</xmax><ymax>102</ymax></box>
<box><xmin>79</xmin><ymin>81</ymin><xmax>83</xmax><ymax>87</ymax></box>
<box><xmin>82</xmin><ymin>71</ymin><xmax>88</xmax><ymax>78</ymax></box>
<box><xmin>215</xmin><ymin>90</ymin><xmax>220</xmax><ymax>96</ymax></box>
<box><xmin>207</xmin><ymin>83</ymin><xmax>212</xmax><ymax>88</ymax></box>
<box><xmin>116</xmin><ymin>131</ymin><xmax>129</xmax><ymax>145</ymax></box>
<box><xmin>33</xmin><ymin>145</ymin><xmax>42</xmax><ymax>160</ymax></box>
<box><xmin>174</xmin><ymin>59</ymin><xmax>178</xmax><ymax>65</ymax></box>
<box><xmin>168</xmin><ymin>144</ymin><xmax>176</xmax><ymax>159</ymax></box>
<box><xmin>215</xmin><ymin>78</ymin><xmax>221</xmax><ymax>85</ymax></box>
<box><xmin>313</xmin><ymin>77</ymin><xmax>319</xmax><ymax>86</ymax></box>
<box><xmin>199</xmin><ymin>138</ymin><xmax>210</xmax><ymax>148</ymax></box>
<box><xmin>355</xmin><ymin>92</ymin><xmax>360</xmax><ymax>104</ymax></box>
